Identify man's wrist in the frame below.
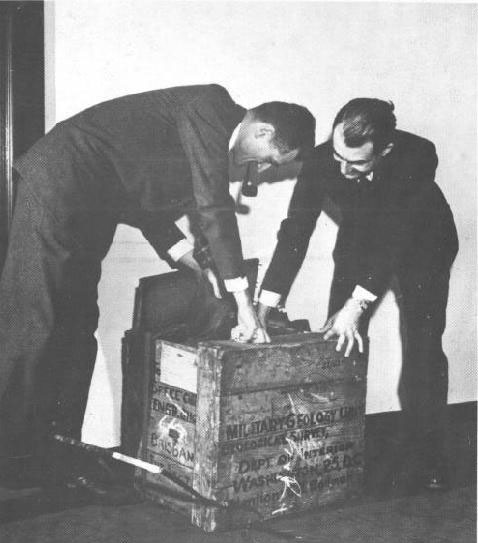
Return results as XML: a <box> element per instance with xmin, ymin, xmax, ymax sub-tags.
<box><xmin>194</xmin><ymin>244</ymin><xmax>215</xmax><ymax>270</ymax></box>
<box><xmin>351</xmin><ymin>285</ymin><xmax>377</xmax><ymax>313</ymax></box>
<box><xmin>233</xmin><ymin>288</ymin><xmax>253</xmax><ymax>306</ymax></box>
<box><xmin>176</xmin><ymin>249</ymin><xmax>202</xmax><ymax>273</ymax></box>
<box><xmin>346</xmin><ymin>297</ymin><xmax>369</xmax><ymax>313</ymax></box>
<box><xmin>234</xmin><ymin>291</ymin><xmax>256</xmax><ymax>320</ymax></box>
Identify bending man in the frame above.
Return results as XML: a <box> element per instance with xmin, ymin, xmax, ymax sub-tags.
<box><xmin>258</xmin><ymin>98</ymin><xmax>458</xmax><ymax>492</ymax></box>
<box><xmin>0</xmin><ymin>84</ymin><xmax>315</xmax><ymax>491</ymax></box>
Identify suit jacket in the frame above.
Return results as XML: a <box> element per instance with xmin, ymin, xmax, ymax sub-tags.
<box><xmin>14</xmin><ymin>84</ymin><xmax>246</xmax><ymax>279</ymax></box>
<box><xmin>261</xmin><ymin>130</ymin><xmax>458</xmax><ymax>300</ymax></box>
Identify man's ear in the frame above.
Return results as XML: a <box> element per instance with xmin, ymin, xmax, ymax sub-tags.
<box><xmin>380</xmin><ymin>142</ymin><xmax>394</xmax><ymax>157</ymax></box>
<box><xmin>255</xmin><ymin>122</ymin><xmax>275</xmax><ymax>140</ymax></box>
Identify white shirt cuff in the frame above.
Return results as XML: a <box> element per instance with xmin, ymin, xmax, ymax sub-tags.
<box><xmin>167</xmin><ymin>239</ymin><xmax>194</xmax><ymax>262</ymax></box>
<box><xmin>259</xmin><ymin>290</ymin><xmax>282</xmax><ymax>307</ymax></box>
<box><xmin>224</xmin><ymin>276</ymin><xmax>249</xmax><ymax>293</ymax></box>
<box><xmin>352</xmin><ymin>285</ymin><xmax>378</xmax><ymax>303</ymax></box>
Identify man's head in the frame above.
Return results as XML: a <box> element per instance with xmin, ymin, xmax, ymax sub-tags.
<box><xmin>332</xmin><ymin>98</ymin><xmax>396</xmax><ymax>180</ymax></box>
<box><xmin>232</xmin><ymin>101</ymin><xmax>315</xmax><ymax>172</ymax></box>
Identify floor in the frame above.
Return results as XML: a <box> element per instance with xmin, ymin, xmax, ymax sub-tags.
<box><xmin>0</xmin><ymin>483</ymin><xmax>475</xmax><ymax>543</ymax></box>
<box><xmin>1</xmin><ymin>405</ymin><xmax>476</xmax><ymax>543</ymax></box>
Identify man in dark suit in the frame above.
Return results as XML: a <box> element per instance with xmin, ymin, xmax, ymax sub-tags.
<box><xmin>0</xmin><ymin>84</ymin><xmax>315</xmax><ymax>493</ymax></box>
<box><xmin>257</xmin><ymin>98</ymin><xmax>458</xmax><ymax>492</ymax></box>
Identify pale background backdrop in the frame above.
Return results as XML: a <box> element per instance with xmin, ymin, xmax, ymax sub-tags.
<box><xmin>43</xmin><ymin>1</ymin><xmax>477</xmax><ymax>446</ymax></box>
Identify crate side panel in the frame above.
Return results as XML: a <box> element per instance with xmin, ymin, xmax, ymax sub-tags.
<box><xmin>214</xmin><ymin>381</ymin><xmax>367</xmax><ymax>521</ymax></box>
<box><xmin>144</xmin><ymin>384</ymin><xmax>197</xmax><ymax>474</ymax></box>
<box><xmin>135</xmin><ymin>341</ymin><xmax>198</xmax><ymax>519</ymax></box>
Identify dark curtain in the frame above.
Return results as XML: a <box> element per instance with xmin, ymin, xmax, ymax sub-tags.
<box><xmin>0</xmin><ymin>1</ymin><xmax>44</xmax><ymax>271</ymax></box>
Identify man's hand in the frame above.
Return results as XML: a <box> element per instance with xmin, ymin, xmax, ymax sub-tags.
<box><xmin>177</xmin><ymin>250</ymin><xmax>222</xmax><ymax>298</ymax></box>
<box><xmin>320</xmin><ymin>298</ymin><xmax>365</xmax><ymax>357</ymax></box>
<box><xmin>256</xmin><ymin>302</ymin><xmax>272</xmax><ymax>330</ymax></box>
<box><xmin>201</xmin><ymin>268</ymin><xmax>222</xmax><ymax>298</ymax></box>
<box><xmin>231</xmin><ymin>290</ymin><xmax>270</xmax><ymax>344</ymax></box>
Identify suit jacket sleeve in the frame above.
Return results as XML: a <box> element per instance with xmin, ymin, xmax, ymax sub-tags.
<box><xmin>121</xmin><ymin>209</ymin><xmax>187</xmax><ymax>263</ymax></box>
<box><xmin>138</xmin><ymin>217</ymin><xmax>187</xmax><ymax>262</ymax></box>
<box><xmin>176</xmin><ymin>86</ymin><xmax>244</xmax><ymax>280</ymax></box>
<box><xmin>261</xmin><ymin>156</ymin><xmax>324</xmax><ymax>298</ymax></box>
<box><xmin>356</xmin><ymin>140</ymin><xmax>439</xmax><ymax>297</ymax></box>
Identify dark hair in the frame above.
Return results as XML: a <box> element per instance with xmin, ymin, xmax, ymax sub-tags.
<box><xmin>249</xmin><ymin>101</ymin><xmax>316</xmax><ymax>157</ymax></box>
<box><xmin>333</xmin><ymin>98</ymin><xmax>396</xmax><ymax>152</ymax></box>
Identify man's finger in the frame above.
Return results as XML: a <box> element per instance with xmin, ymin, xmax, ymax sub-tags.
<box><xmin>256</xmin><ymin>305</ymin><xmax>271</xmax><ymax>330</ymax></box>
<box><xmin>231</xmin><ymin>325</ymin><xmax>256</xmax><ymax>343</ymax></box>
<box><xmin>204</xmin><ymin>269</ymin><xmax>222</xmax><ymax>299</ymax></box>
<box><xmin>354</xmin><ymin>331</ymin><xmax>364</xmax><ymax>353</ymax></box>
<box><xmin>238</xmin><ymin>328</ymin><xmax>255</xmax><ymax>343</ymax></box>
<box><xmin>336</xmin><ymin>333</ymin><xmax>345</xmax><ymax>352</ymax></box>
<box><xmin>323</xmin><ymin>322</ymin><xmax>336</xmax><ymax>339</ymax></box>
<box><xmin>230</xmin><ymin>326</ymin><xmax>245</xmax><ymax>342</ymax></box>
<box><xmin>319</xmin><ymin>319</ymin><xmax>333</xmax><ymax>334</ymax></box>
<box><xmin>344</xmin><ymin>334</ymin><xmax>354</xmax><ymax>357</ymax></box>
<box><xmin>252</xmin><ymin>327</ymin><xmax>271</xmax><ymax>344</ymax></box>
<box><xmin>210</xmin><ymin>278</ymin><xmax>222</xmax><ymax>299</ymax></box>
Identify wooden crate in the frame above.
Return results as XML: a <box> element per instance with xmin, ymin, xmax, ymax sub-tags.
<box><xmin>134</xmin><ymin>333</ymin><xmax>368</xmax><ymax>532</ymax></box>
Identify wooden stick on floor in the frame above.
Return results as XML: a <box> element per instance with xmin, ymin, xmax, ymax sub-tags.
<box><xmin>51</xmin><ymin>434</ymin><xmax>225</xmax><ymax>507</ymax></box>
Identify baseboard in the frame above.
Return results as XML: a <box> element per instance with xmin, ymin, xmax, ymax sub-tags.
<box><xmin>365</xmin><ymin>400</ymin><xmax>476</xmax><ymax>425</ymax></box>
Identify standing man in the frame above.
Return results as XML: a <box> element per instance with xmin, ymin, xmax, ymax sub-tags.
<box><xmin>0</xmin><ymin>84</ymin><xmax>315</xmax><ymax>492</ymax></box>
<box><xmin>258</xmin><ymin>98</ymin><xmax>458</xmax><ymax>493</ymax></box>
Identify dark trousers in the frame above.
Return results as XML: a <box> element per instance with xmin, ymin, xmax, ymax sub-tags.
<box><xmin>328</xmin><ymin>251</ymin><xmax>457</xmax><ymax>469</ymax></box>
<box><xmin>0</xmin><ymin>178</ymin><xmax>115</xmax><ymax>470</ymax></box>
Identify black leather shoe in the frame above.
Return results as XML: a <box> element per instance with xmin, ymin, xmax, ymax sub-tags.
<box><xmin>422</xmin><ymin>468</ymin><xmax>449</xmax><ymax>491</ymax></box>
<box><xmin>389</xmin><ymin>464</ymin><xmax>450</xmax><ymax>495</ymax></box>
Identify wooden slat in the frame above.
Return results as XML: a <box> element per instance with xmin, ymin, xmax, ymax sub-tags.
<box><xmin>207</xmin><ymin>333</ymin><xmax>367</xmax><ymax>393</ymax></box>
<box><xmin>191</xmin><ymin>344</ymin><xmax>224</xmax><ymax>531</ymax></box>
<box><xmin>134</xmin><ymin>331</ymin><xmax>154</xmax><ymax>489</ymax></box>
<box><xmin>218</xmin><ymin>380</ymin><xmax>366</xmax><ymax>441</ymax></box>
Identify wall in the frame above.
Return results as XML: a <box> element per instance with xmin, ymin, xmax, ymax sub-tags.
<box><xmin>44</xmin><ymin>1</ymin><xmax>477</xmax><ymax>446</ymax></box>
